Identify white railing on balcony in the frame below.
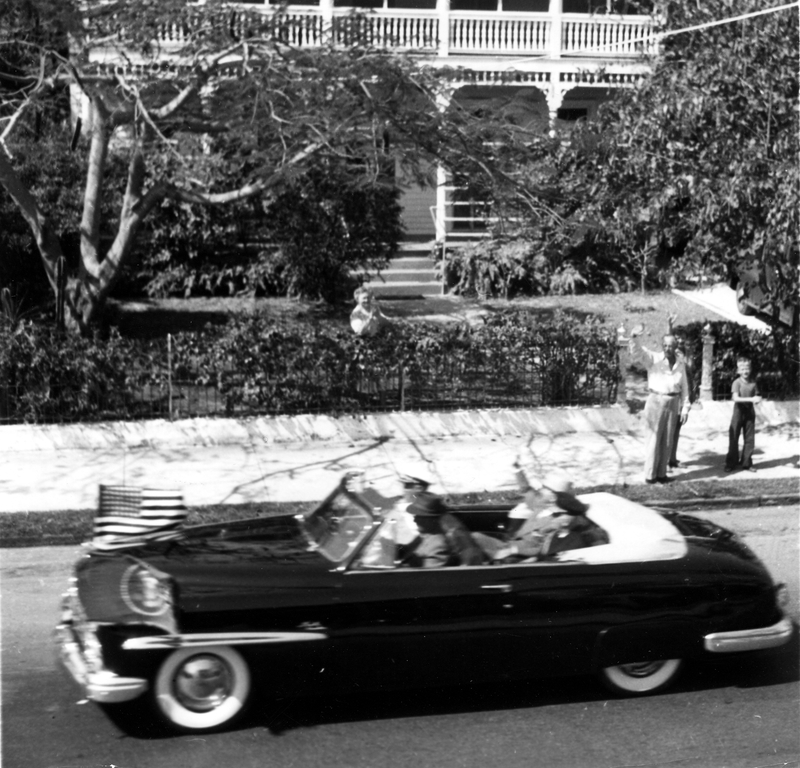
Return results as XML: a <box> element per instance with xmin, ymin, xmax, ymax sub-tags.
<box><xmin>331</xmin><ymin>9</ymin><xmax>439</xmax><ymax>51</ymax></box>
<box><xmin>449</xmin><ymin>12</ymin><xmax>550</xmax><ymax>55</ymax></box>
<box><xmin>97</xmin><ymin>5</ymin><xmax>653</xmax><ymax>61</ymax></box>
<box><xmin>562</xmin><ymin>13</ymin><xmax>654</xmax><ymax>56</ymax></box>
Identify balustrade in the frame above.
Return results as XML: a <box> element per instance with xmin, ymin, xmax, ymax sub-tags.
<box><xmin>332</xmin><ymin>9</ymin><xmax>439</xmax><ymax>50</ymax></box>
<box><xmin>449</xmin><ymin>12</ymin><xmax>550</xmax><ymax>54</ymax></box>
<box><xmin>94</xmin><ymin>4</ymin><xmax>653</xmax><ymax>60</ymax></box>
<box><xmin>561</xmin><ymin>14</ymin><xmax>654</xmax><ymax>56</ymax></box>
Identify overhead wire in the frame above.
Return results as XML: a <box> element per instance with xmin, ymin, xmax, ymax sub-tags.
<box><xmin>500</xmin><ymin>1</ymin><xmax>799</xmax><ymax>68</ymax></box>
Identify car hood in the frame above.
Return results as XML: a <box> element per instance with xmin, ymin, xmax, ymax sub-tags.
<box><xmin>146</xmin><ymin>516</ymin><xmax>339</xmax><ymax>611</ymax></box>
<box><xmin>76</xmin><ymin>515</ymin><xmax>341</xmax><ymax>627</ymax></box>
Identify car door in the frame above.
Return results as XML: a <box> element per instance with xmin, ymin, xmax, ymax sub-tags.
<box><xmin>489</xmin><ymin>559</ymin><xmax>617</xmax><ymax>678</ymax></box>
<box><xmin>327</xmin><ymin>563</ymin><xmax>528</xmax><ymax>690</ymax></box>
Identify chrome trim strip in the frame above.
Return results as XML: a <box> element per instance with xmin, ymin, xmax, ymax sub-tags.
<box><xmin>122</xmin><ymin>631</ymin><xmax>328</xmax><ymax>650</ymax></box>
<box><xmin>704</xmin><ymin>615</ymin><xmax>794</xmax><ymax>653</ymax></box>
<box><xmin>56</xmin><ymin>622</ymin><xmax>148</xmax><ymax>704</ymax></box>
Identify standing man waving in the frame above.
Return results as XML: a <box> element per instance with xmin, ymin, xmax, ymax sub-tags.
<box><xmin>626</xmin><ymin>323</ymin><xmax>691</xmax><ymax>484</ymax></box>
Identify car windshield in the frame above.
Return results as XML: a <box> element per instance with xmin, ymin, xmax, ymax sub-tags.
<box><xmin>301</xmin><ymin>490</ymin><xmax>375</xmax><ymax>563</ymax></box>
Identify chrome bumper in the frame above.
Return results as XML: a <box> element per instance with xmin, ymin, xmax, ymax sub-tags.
<box><xmin>56</xmin><ymin>590</ymin><xmax>148</xmax><ymax>705</ymax></box>
<box><xmin>704</xmin><ymin>614</ymin><xmax>794</xmax><ymax>654</ymax></box>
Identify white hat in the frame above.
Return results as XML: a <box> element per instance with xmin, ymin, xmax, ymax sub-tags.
<box><xmin>541</xmin><ymin>474</ymin><xmax>588</xmax><ymax>515</ymax></box>
<box><xmin>397</xmin><ymin>462</ymin><xmax>433</xmax><ymax>488</ymax></box>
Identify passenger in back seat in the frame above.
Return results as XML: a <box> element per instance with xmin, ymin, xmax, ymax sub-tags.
<box><xmin>472</xmin><ymin>450</ymin><xmax>607</xmax><ymax>562</ymax></box>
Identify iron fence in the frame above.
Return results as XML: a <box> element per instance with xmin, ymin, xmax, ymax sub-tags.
<box><xmin>3</xmin><ymin>316</ymin><xmax>794</xmax><ymax>426</ymax></box>
<box><xmin>0</xmin><ymin>344</ymin><xmax>619</xmax><ymax>425</ymax></box>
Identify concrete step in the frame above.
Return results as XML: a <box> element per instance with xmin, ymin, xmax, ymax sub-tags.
<box><xmin>388</xmin><ymin>256</ymin><xmax>437</xmax><ymax>269</ymax></box>
<box><xmin>364</xmin><ymin>280</ymin><xmax>443</xmax><ymax>297</ymax></box>
<box><xmin>376</xmin><ymin>269</ymin><xmax>438</xmax><ymax>284</ymax></box>
<box><xmin>398</xmin><ymin>240</ymin><xmax>437</xmax><ymax>252</ymax></box>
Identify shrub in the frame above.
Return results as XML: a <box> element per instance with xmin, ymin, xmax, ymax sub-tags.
<box><xmin>439</xmin><ymin>240</ymin><xmax>549</xmax><ymax>299</ymax></box>
<box><xmin>0</xmin><ymin>321</ymin><xmax>138</xmax><ymax>423</ymax></box>
<box><xmin>0</xmin><ymin>309</ymin><xmax>621</xmax><ymax>422</ymax></box>
<box><xmin>176</xmin><ymin>309</ymin><xmax>619</xmax><ymax>413</ymax></box>
<box><xmin>257</xmin><ymin>165</ymin><xmax>403</xmax><ymax>303</ymax></box>
<box><xmin>677</xmin><ymin>321</ymin><xmax>799</xmax><ymax>400</ymax></box>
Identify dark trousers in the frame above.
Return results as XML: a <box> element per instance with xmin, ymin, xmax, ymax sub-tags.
<box><xmin>726</xmin><ymin>406</ymin><xmax>756</xmax><ymax>469</ymax></box>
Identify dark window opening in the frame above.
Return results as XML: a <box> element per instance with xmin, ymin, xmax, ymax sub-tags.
<box><xmin>503</xmin><ymin>0</ymin><xmax>549</xmax><ymax>11</ymax></box>
<box><xmin>563</xmin><ymin>0</ymin><xmax>650</xmax><ymax>13</ymax></box>
<box><xmin>451</xmin><ymin>0</ymin><xmax>499</xmax><ymax>11</ymax></box>
<box><xmin>556</xmin><ymin>107</ymin><xmax>588</xmax><ymax>122</ymax></box>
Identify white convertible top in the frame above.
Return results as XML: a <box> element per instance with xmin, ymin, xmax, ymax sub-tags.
<box><xmin>565</xmin><ymin>492</ymin><xmax>688</xmax><ymax>563</ymax></box>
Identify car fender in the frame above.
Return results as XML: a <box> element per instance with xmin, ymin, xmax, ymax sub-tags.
<box><xmin>592</xmin><ymin>622</ymin><xmax>704</xmax><ymax>670</ymax></box>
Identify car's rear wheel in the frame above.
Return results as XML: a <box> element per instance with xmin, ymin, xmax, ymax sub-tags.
<box><xmin>600</xmin><ymin>658</ymin><xmax>683</xmax><ymax>695</ymax></box>
<box><xmin>153</xmin><ymin>646</ymin><xmax>251</xmax><ymax>732</ymax></box>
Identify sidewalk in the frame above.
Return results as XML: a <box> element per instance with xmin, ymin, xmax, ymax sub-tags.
<box><xmin>0</xmin><ymin>401</ymin><xmax>797</xmax><ymax>513</ymax></box>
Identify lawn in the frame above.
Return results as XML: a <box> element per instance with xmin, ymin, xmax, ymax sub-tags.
<box><xmin>108</xmin><ymin>288</ymin><xmax>722</xmax><ymax>344</ymax></box>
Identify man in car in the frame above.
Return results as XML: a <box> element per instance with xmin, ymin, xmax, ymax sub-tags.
<box><xmin>359</xmin><ymin>463</ymin><xmax>483</xmax><ymax>568</ymax></box>
<box><xmin>400</xmin><ymin>492</ymin><xmax>484</xmax><ymax>568</ymax></box>
<box><xmin>472</xmin><ymin>448</ymin><xmax>606</xmax><ymax>561</ymax></box>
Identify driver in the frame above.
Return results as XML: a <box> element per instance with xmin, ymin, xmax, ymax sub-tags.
<box><xmin>359</xmin><ymin>465</ymin><xmax>483</xmax><ymax>568</ymax></box>
<box><xmin>399</xmin><ymin>492</ymin><xmax>484</xmax><ymax>568</ymax></box>
<box><xmin>357</xmin><ymin>464</ymin><xmax>433</xmax><ymax>568</ymax></box>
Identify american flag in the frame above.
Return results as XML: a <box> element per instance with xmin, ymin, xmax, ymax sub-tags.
<box><xmin>90</xmin><ymin>485</ymin><xmax>187</xmax><ymax>551</ymax></box>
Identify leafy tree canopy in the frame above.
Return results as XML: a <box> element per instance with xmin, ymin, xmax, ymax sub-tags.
<box><xmin>0</xmin><ymin>0</ymin><xmax>541</xmax><ymax>331</ymax></box>
<box><xmin>531</xmin><ymin>0</ymin><xmax>799</xmax><ymax>319</ymax></box>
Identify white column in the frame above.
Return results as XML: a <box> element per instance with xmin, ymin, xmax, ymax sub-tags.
<box><xmin>549</xmin><ymin>0</ymin><xmax>562</xmax><ymax>59</ymax></box>
<box><xmin>546</xmin><ymin>85</ymin><xmax>568</xmax><ymax>137</ymax></box>
<box><xmin>436</xmin><ymin>0</ymin><xmax>450</xmax><ymax>58</ymax></box>
<box><xmin>320</xmin><ymin>0</ymin><xmax>334</xmax><ymax>36</ymax></box>
<box><xmin>435</xmin><ymin>88</ymin><xmax>453</xmax><ymax>242</ymax></box>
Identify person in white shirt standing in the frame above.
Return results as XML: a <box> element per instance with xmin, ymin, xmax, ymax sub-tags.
<box><xmin>627</xmin><ymin>323</ymin><xmax>691</xmax><ymax>485</ymax></box>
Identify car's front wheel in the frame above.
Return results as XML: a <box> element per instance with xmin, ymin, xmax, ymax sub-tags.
<box><xmin>600</xmin><ymin>658</ymin><xmax>683</xmax><ymax>695</ymax></box>
<box><xmin>153</xmin><ymin>646</ymin><xmax>251</xmax><ymax>732</ymax></box>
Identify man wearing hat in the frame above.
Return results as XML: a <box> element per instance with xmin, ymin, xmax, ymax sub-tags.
<box><xmin>474</xmin><ymin>451</ymin><xmax>606</xmax><ymax>561</ymax></box>
<box><xmin>400</xmin><ymin>492</ymin><xmax>484</xmax><ymax>568</ymax></box>
<box><xmin>359</xmin><ymin>463</ymin><xmax>482</xmax><ymax>568</ymax></box>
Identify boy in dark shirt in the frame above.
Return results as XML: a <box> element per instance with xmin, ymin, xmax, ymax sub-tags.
<box><xmin>724</xmin><ymin>357</ymin><xmax>762</xmax><ymax>472</ymax></box>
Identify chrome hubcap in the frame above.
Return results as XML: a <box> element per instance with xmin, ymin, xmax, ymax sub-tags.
<box><xmin>172</xmin><ymin>654</ymin><xmax>233</xmax><ymax>712</ymax></box>
<box><xmin>619</xmin><ymin>660</ymin><xmax>665</xmax><ymax>678</ymax></box>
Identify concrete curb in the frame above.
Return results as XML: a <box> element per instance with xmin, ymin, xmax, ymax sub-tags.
<box><xmin>644</xmin><ymin>493</ymin><xmax>800</xmax><ymax>510</ymax></box>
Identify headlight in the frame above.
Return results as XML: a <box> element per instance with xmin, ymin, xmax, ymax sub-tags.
<box><xmin>775</xmin><ymin>584</ymin><xmax>790</xmax><ymax>609</ymax></box>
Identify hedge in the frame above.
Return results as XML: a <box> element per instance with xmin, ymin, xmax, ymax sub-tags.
<box><xmin>1</xmin><ymin>311</ymin><xmax>619</xmax><ymax>423</ymax></box>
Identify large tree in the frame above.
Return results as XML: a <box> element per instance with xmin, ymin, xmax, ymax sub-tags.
<box><xmin>542</xmin><ymin>0</ymin><xmax>799</xmax><ymax>315</ymax></box>
<box><xmin>0</xmin><ymin>0</ymin><xmax>539</xmax><ymax>332</ymax></box>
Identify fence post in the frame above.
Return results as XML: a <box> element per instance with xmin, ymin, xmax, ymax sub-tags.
<box><xmin>616</xmin><ymin>336</ymin><xmax>629</xmax><ymax>405</ymax></box>
<box><xmin>699</xmin><ymin>323</ymin><xmax>715</xmax><ymax>402</ymax></box>
<box><xmin>167</xmin><ymin>333</ymin><xmax>174</xmax><ymax>420</ymax></box>
<box><xmin>399</xmin><ymin>367</ymin><xmax>405</xmax><ymax>412</ymax></box>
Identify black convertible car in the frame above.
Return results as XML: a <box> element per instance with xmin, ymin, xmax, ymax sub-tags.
<box><xmin>57</xmin><ymin>476</ymin><xmax>793</xmax><ymax>733</ymax></box>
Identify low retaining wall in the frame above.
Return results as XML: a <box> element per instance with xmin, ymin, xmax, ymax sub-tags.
<box><xmin>3</xmin><ymin>401</ymin><xmax>797</xmax><ymax>452</ymax></box>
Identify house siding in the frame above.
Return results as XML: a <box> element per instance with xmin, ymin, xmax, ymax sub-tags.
<box><xmin>400</xmin><ymin>184</ymin><xmax>437</xmax><ymax>238</ymax></box>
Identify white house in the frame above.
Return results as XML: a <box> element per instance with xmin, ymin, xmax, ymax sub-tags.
<box><xmin>82</xmin><ymin>0</ymin><xmax>655</xmax><ymax>294</ymax></box>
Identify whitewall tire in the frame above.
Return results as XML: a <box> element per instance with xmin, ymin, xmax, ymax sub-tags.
<box><xmin>153</xmin><ymin>646</ymin><xmax>251</xmax><ymax>732</ymax></box>
<box><xmin>600</xmin><ymin>658</ymin><xmax>683</xmax><ymax>695</ymax></box>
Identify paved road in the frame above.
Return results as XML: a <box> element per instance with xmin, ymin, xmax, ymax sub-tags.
<box><xmin>2</xmin><ymin>505</ymin><xmax>798</xmax><ymax>768</ymax></box>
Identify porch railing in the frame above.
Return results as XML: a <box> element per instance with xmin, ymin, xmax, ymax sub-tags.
<box><xmin>104</xmin><ymin>6</ymin><xmax>654</xmax><ymax>60</ymax></box>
